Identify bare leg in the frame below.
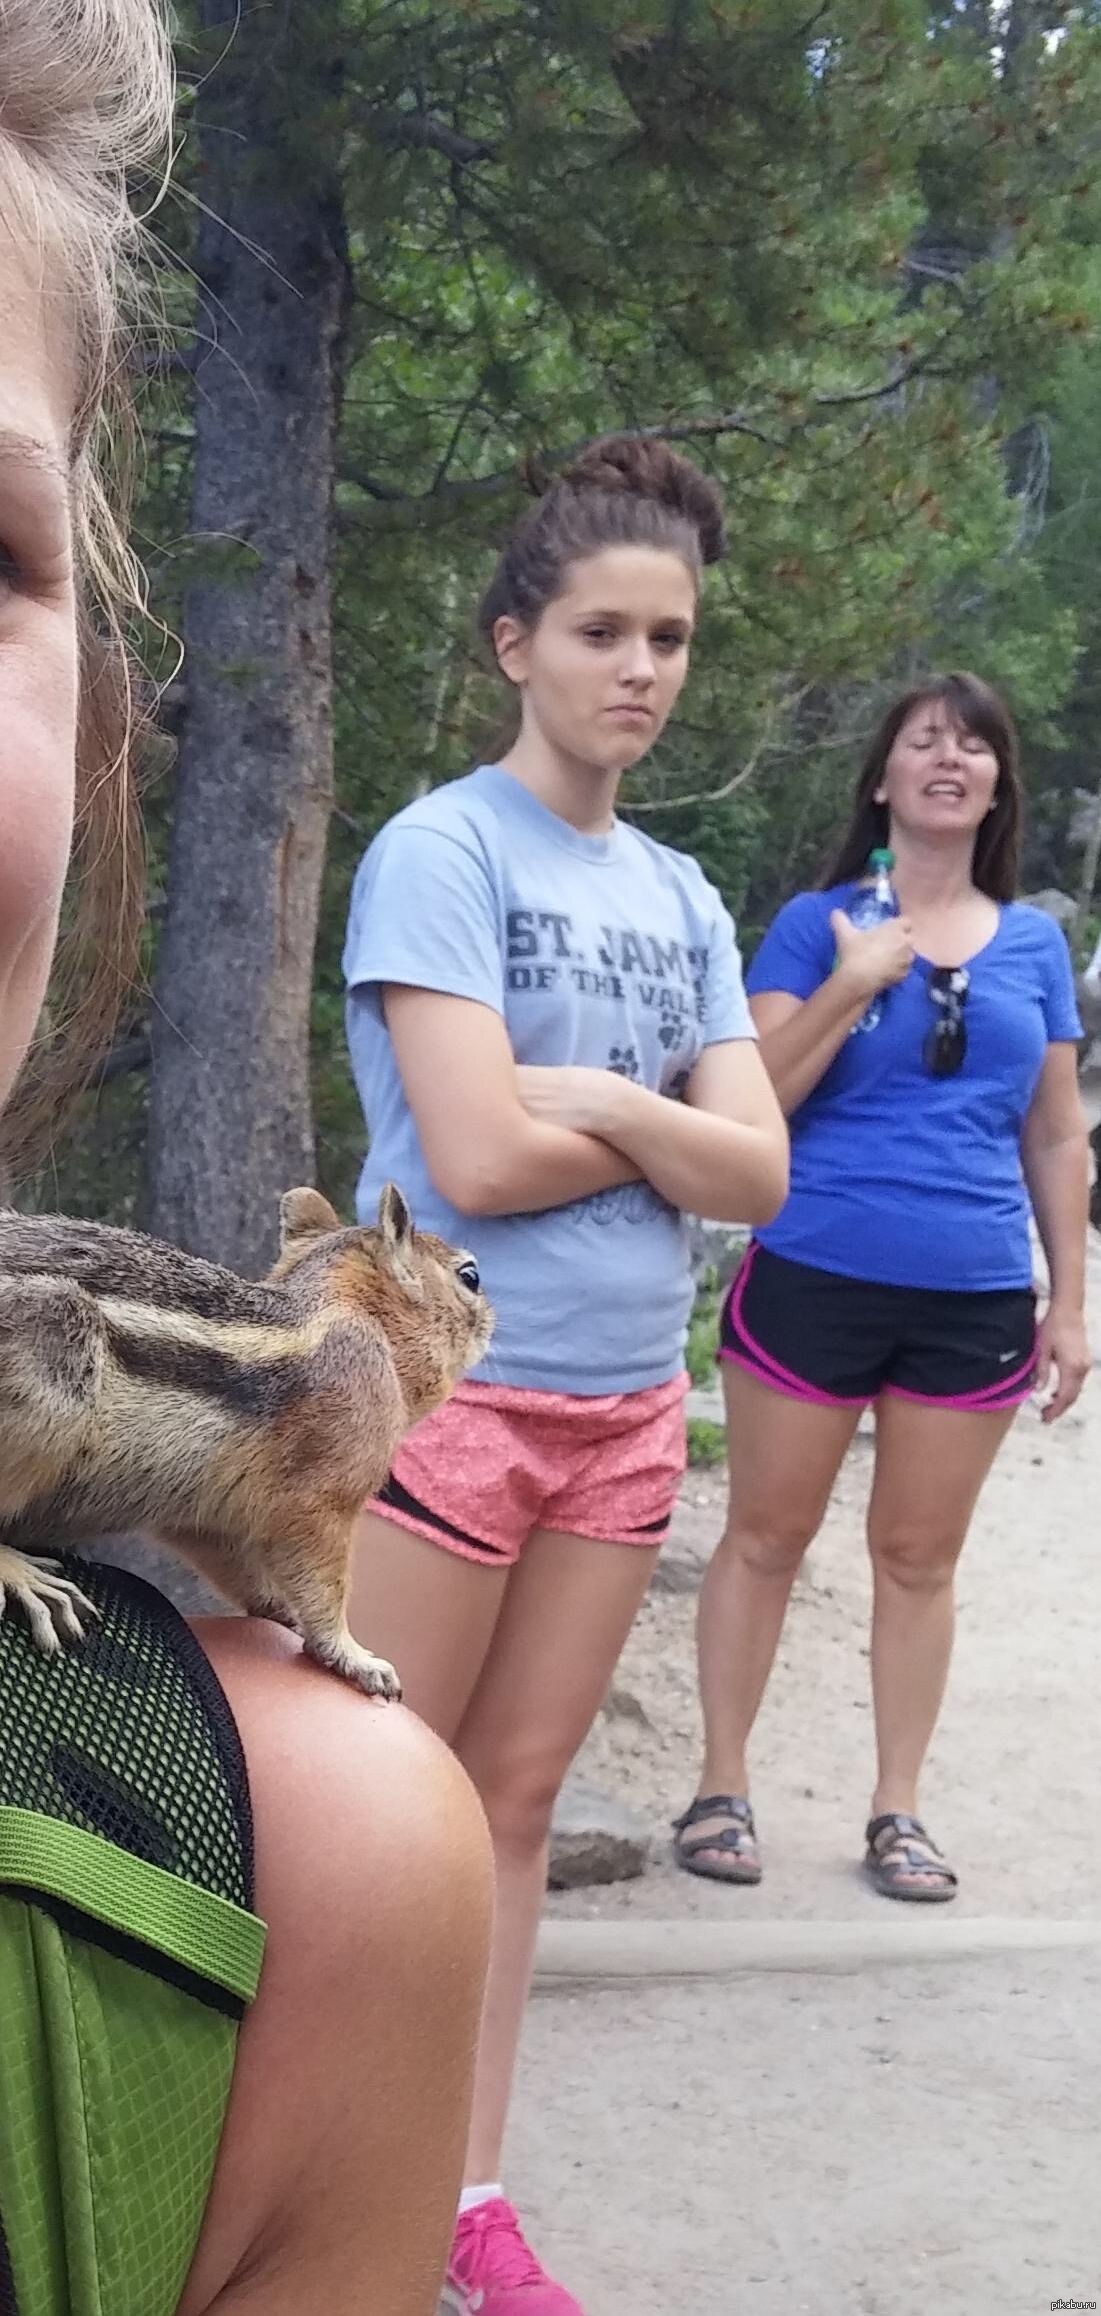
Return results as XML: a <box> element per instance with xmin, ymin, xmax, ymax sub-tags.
<box><xmin>347</xmin><ymin>1507</ymin><xmax>510</xmax><ymax>1737</ymax></box>
<box><xmin>176</xmin><ymin>1617</ymin><xmax>492</xmax><ymax>2316</ymax></box>
<box><xmin>688</xmin><ymin>1366</ymin><xmax>861</xmax><ymax>1868</ymax></box>
<box><xmin>867</xmin><ymin>1395</ymin><xmax>1018</xmax><ymax>1862</ymax></box>
<box><xmin>452</xmin><ymin>1528</ymin><xmax>659</xmax><ymax>2183</ymax></box>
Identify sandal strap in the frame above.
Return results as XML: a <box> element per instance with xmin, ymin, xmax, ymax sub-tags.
<box><xmin>873</xmin><ymin>1845</ymin><xmax>958</xmax><ymax>1888</ymax></box>
<box><xmin>677</xmin><ymin>1823</ymin><xmax>757</xmax><ymax>1861</ymax></box>
<box><xmin>865</xmin><ymin>1812</ymin><xmax>957</xmax><ymax>1883</ymax></box>
<box><xmin>672</xmin><ymin>1793</ymin><xmax>755</xmax><ymax>1837</ymax></box>
<box><xmin>866</xmin><ymin>1812</ymin><xmax>938</xmax><ymax>1856</ymax></box>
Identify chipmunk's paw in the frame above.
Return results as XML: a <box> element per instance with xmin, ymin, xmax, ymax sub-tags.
<box><xmin>0</xmin><ymin>1549</ymin><xmax>99</xmax><ymax>1655</ymax></box>
<box><xmin>306</xmin><ymin>1631</ymin><xmax>403</xmax><ymax>1702</ymax></box>
<box><xmin>344</xmin><ymin>1642</ymin><xmax>403</xmax><ymax>1703</ymax></box>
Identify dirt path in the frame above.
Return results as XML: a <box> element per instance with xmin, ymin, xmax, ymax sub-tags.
<box><xmin>511</xmin><ymin>1947</ymin><xmax>1098</xmax><ymax>2316</ymax></box>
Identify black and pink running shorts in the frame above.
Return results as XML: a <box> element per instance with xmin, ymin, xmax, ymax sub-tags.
<box><xmin>720</xmin><ymin>1241</ymin><xmax>1037</xmax><ymax>1412</ymax></box>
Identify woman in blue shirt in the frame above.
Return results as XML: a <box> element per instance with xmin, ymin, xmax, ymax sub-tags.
<box><xmin>674</xmin><ymin>673</ymin><xmax>1090</xmax><ymax>1901</ymax></box>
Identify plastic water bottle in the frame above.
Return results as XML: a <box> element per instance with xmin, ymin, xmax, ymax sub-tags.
<box><xmin>846</xmin><ymin>847</ymin><xmax>896</xmax><ymax>1034</ymax></box>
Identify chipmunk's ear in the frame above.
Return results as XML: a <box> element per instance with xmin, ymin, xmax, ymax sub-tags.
<box><xmin>279</xmin><ymin>1187</ymin><xmax>341</xmax><ymax>1253</ymax></box>
<box><xmin>378</xmin><ymin>1182</ymin><xmax>423</xmax><ymax>1298</ymax></box>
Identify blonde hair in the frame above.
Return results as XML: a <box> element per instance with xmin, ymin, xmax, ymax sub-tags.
<box><xmin>0</xmin><ymin>0</ymin><xmax>175</xmax><ymax>1170</ymax></box>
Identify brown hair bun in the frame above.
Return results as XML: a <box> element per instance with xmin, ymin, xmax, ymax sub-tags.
<box><xmin>560</xmin><ymin>435</ymin><xmax>727</xmax><ymax>567</ymax></box>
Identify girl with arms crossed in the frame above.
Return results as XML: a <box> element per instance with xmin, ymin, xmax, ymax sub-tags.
<box><xmin>344</xmin><ymin>439</ymin><xmax>788</xmax><ymax>2314</ymax></box>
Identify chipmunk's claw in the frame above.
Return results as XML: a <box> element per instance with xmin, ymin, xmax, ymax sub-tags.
<box><xmin>356</xmin><ymin>1652</ymin><xmax>403</xmax><ymax>1703</ymax></box>
<box><xmin>305</xmin><ymin>1631</ymin><xmax>403</xmax><ymax>1702</ymax></box>
<box><xmin>0</xmin><ymin>1549</ymin><xmax>99</xmax><ymax>1655</ymax></box>
<box><xmin>343</xmin><ymin>1642</ymin><xmax>403</xmax><ymax>1702</ymax></box>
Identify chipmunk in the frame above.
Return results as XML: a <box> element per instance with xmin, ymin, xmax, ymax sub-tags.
<box><xmin>0</xmin><ymin>1183</ymin><xmax>493</xmax><ymax>1698</ymax></box>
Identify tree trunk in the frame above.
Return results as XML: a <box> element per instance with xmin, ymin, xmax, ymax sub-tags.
<box><xmin>147</xmin><ymin>0</ymin><xmax>349</xmax><ymax>1272</ymax></box>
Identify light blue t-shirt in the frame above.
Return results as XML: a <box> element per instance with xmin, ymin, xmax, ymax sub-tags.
<box><xmin>342</xmin><ymin>765</ymin><xmax>755</xmax><ymax>1392</ymax></box>
<box><xmin>746</xmin><ymin>886</ymin><xmax>1082</xmax><ymax>1292</ymax></box>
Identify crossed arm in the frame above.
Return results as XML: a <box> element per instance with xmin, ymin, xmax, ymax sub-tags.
<box><xmin>382</xmin><ymin>987</ymin><xmax>789</xmax><ymax>1228</ymax></box>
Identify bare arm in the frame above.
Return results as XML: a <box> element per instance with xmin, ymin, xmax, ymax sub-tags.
<box><xmin>753</xmin><ymin>911</ymin><xmax>916</xmax><ymax>1114</ymax></box>
<box><xmin>516</xmin><ymin>1039</ymin><xmax>789</xmax><ymax>1226</ymax></box>
<box><xmin>383</xmin><ymin>986</ymin><xmax>641</xmax><ymax>1217</ymax></box>
<box><xmin>751</xmin><ymin>980</ymin><xmax>867</xmax><ymax>1115</ymax></box>
<box><xmin>1021</xmin><ymin>1042</ymin><xmax>1091</xmax><ymax>1421</ymax></box>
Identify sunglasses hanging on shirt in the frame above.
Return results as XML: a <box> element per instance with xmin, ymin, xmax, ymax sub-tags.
<box><xmin>924</xmin><ymin>965</ymin><xmax>970</xmax><ymax>1078</ymax></box>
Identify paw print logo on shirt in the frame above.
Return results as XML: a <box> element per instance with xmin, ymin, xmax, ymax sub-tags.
<box><xmin>608</xmin><ymin>1044</ymin><xmax>640</xmax><ymax>1079</ymax></box>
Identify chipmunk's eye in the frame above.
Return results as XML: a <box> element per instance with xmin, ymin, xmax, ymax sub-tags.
<box><xmin>456</xmin><ymin>1258</ymin><xmax>480</xmax><ymax>1295</ymax></box>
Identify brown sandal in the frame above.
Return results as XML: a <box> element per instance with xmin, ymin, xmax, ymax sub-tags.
<box><xmin>672</xmin><ymin>1793</ymin><xmax>762</xmax><ymax>1885</ymax></box>
<box><xmin>864</xmin><ymin>1812</ymin><xmax>958</xmax><ymax>1903</ymax></box>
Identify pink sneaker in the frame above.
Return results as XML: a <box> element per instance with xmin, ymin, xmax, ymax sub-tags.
<box><xmin>440</xmin><ymin>2197</ymin><xmax>584</xmax><ymax>2312</ymax></box>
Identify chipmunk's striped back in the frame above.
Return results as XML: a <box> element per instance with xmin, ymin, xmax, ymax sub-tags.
<box><xmin>0</xmin><ymin>1210</ymin><xmax>290</xmax><ymax>1326</ymax></box>
<box><xmin>98</xmin><ymin>1298</ymin><xmax>342</xmax><ymax>1420</ymax></box>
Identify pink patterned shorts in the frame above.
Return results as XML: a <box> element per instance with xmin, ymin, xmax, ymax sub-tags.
<box><xmin>371</xmin><ymin>1372</ymin><xmax>689</xmax><ymax>1565</ymax></box>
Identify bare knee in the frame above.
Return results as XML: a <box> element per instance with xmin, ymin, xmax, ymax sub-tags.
<box><xmin>179</xmin><ymin>1619</ymin><xmax>492</xmax><ymax>2314</ymax></box>
<box><xmin>868</xmin><ymin>1527</ymin><xmax>962</xmax><ymax>1593</ymax></box>
<box><xmin>461</xmin><ymin>1739</ymin><xmax>569</xmax><ymax>1857</ymax></box>
<box><xmin>719</xmin><ymin>1505</ymin><xmax>817</xmax><ymax>1584</ymax></box>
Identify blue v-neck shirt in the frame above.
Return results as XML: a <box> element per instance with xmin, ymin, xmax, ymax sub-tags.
<box><xmin>746</xmin><ymin>888</ymin><xmax>1081</xmax><ymax>1292</ymax></box>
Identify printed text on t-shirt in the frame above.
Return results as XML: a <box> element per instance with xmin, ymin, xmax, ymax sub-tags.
<box><xmin>506</xmin><ymin>908</ymin><xmax>707</xmax><ymax>1047</ymax></box>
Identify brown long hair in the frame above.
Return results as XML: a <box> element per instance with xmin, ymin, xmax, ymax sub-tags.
<box><xmin>821</xmin><ymin>672</ymin><xmax>1023</xmax><ymax>903</ymax></box>
<box><xmin>0</xmin><ymin>0</ymin><xmax>173</xmax><ymax>1174</ymax></box>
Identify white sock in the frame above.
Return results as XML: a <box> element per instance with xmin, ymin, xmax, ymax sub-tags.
<box><xmin>458</xmin><ymin>2182</ymin><xmax>504</xmax><ymax>2217</ymax></box>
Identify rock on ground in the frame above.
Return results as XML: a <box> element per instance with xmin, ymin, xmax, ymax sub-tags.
<box><xmin>548</xmin><ymin>1773</ymin><xmax>651</xmax><ymax>1889</ymax></box>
